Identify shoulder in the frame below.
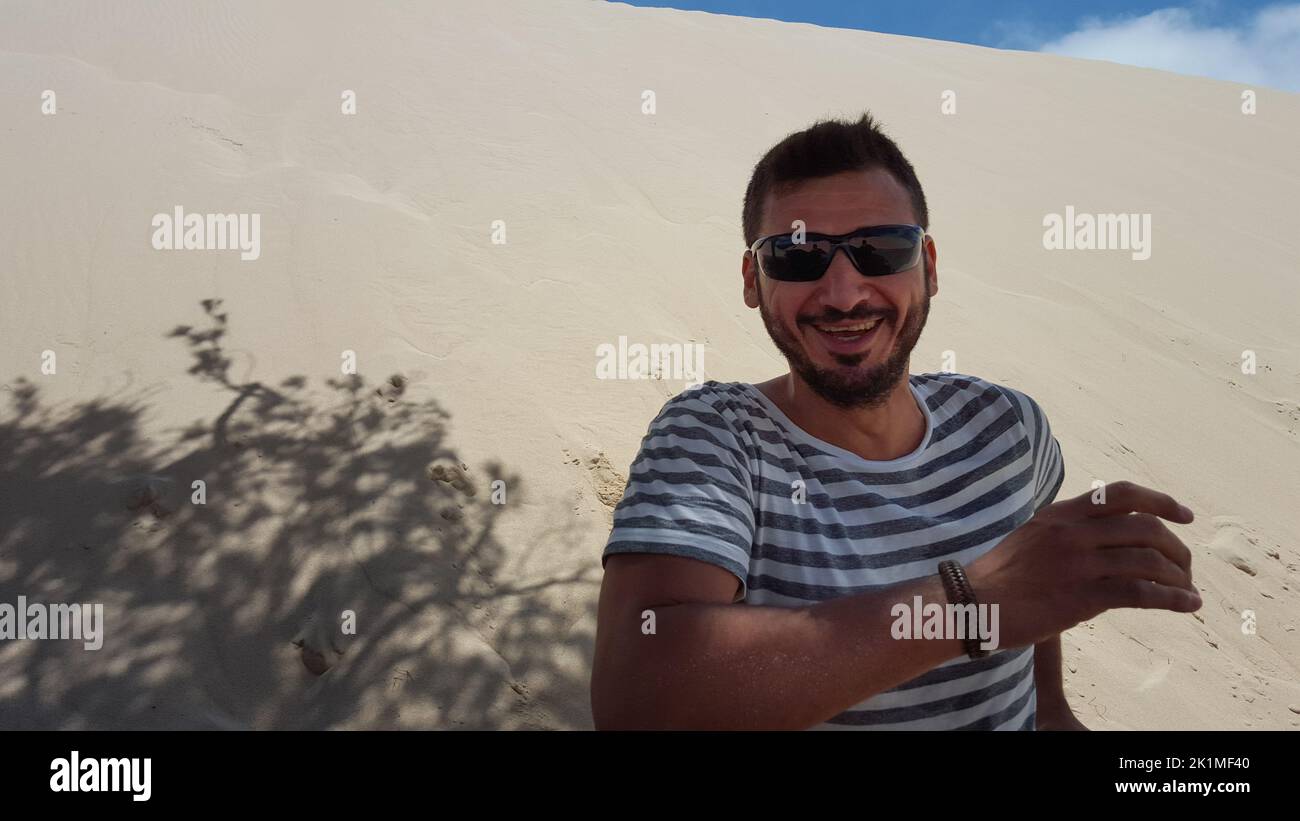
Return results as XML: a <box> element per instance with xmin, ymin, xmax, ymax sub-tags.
<box><xmin>638</xmin><ymin>380</ymin><xmax>766</xmax><ymax>457</ymax></box>
<box><xmin>657</xmin><ymin>380</ymin><xmax>760</xmax><ymax>412</ymax></box>
<box><xmin>910</xmin><ymin>371</ymin><xmax>1052</xmax><ymax>433</ymax></box>
<box><xmin>647</xmin><ymin>380</ymin><xmax>765</xmax><ymax>431</ymax></box>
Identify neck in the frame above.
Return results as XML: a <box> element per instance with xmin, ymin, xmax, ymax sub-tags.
<box><xmin>758</xmin><ymin>369</ymin><xmax>925</xmax><ymax>461</ymax></box>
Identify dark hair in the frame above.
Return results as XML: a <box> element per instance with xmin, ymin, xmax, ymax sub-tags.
<box><xmin>741</xmin><ymin>112</ymin><xmax>929</xmax><ymax>247</ymax></box>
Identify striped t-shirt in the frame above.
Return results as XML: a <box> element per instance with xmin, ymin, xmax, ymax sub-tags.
<box><xmin>603</xmin><ymin>372</ymin><xmax>1066</xmax><ymax>730</ymax></box>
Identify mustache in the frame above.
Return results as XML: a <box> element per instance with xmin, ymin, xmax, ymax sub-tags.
<box><xmin>797</xmin><ymin>306</ymin><xmax>893</xmax><ymax>325</ymax></box>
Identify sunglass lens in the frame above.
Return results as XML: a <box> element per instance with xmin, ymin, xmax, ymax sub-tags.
<box><xmin>847</xmin><ymin>230</ymin><xmax>921</xmax><ymax>276</ymax></box>
<box><xmin>761</xmin><ymin>236</ymin><xmax>830</xmax><ymax>282</ymax></box>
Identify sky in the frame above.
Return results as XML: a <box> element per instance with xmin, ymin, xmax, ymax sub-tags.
<box><xmin>613</xmin><ymin>1</ymin><xmax>1300</xmax><ymax>92</ymax></box>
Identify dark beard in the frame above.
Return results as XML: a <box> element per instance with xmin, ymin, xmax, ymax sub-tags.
<box><xmin>756</xmin><ymin>276</ymin><xmax>930</xmax><ymax>409</ymax></box>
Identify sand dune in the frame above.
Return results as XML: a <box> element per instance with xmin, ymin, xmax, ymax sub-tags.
<box><xmin>0</xmin><ymin>0</ymin><xmax>1297</xmax><ymax>729</ymax></box>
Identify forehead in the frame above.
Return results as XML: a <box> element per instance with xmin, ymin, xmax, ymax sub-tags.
<box><xmin>761</xmin><ymin>167</ymin><xmax>914</xmax><ymax>235</ymax></box>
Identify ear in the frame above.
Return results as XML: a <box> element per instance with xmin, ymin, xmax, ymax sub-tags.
<box><xmin>742</xmin><ymin>251</ymin><xmax>760</xmax><ymax>309</ymax></box>
<box><xmin>924</xmin><ymin>235</ymin><xmax>939</xmax><ymax>297</ymax></box>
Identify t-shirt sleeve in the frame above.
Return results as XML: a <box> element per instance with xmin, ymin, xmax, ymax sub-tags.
<box><xmin>996</xmin><ymin>383</ymin><xmax>1065</xmax><ymax>513</ymax></box>
<box><xmin>1028</xmin><ymin>398</ymin><xmax>1065</xmax><ymax>513</ymax></box>
<box><xmin>602</xmin><ymin>389</ymin><xmax>756</xmax><ymax>602</ymax></box>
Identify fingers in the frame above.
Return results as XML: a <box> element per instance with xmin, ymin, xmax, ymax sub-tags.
<box><xmin>1060</xmin><ymin>480</ymin><xmax>1194</xmax><ymax>524</ymax></box>
<box><xmin>1086</xmin><ymin>577</ymin><xmax>1202</xmax><ymax>613</ymax></box>
<box><xmin>1079</xmin><ymin>513</ymin><xmax>1194</xmax><ymax>576</ymax></box>
<box><xmin>1085</xmin><ymin>546</ymin><xmax>1195</xmax><ymax>592</ymax></box>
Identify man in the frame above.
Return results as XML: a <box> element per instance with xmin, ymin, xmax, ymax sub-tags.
<box><xmin>590</xmin><ymin>113</ymin><xmax>1200</xmax><ymax>730</ymax></box>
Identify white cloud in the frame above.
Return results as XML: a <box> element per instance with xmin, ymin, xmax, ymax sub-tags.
<box><xmin>1037</xmin><ymin>4</ymin><xmax>1300</xmax><ymax>92</ymax></box>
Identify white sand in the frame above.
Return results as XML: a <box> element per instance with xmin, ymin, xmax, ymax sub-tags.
<box><xmin>0</xmin><ymin>0</ymin><xmax>1297</xmax><ymax>729</ymax></box>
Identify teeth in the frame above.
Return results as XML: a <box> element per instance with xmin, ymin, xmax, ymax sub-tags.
<box><xmin>815</xmin><ymin>318</ymin><xmax>880</xmax><ymax>334</ymax></box>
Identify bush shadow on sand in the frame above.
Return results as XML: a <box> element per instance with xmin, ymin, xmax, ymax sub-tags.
<box><xmin>0</xmin><ymin>299</ymin><xmax>598</xmax><ymax>729</ymax></box>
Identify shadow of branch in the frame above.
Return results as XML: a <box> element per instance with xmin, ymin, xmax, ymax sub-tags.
<box><xmin>0</xmin><ymin>299</ymin><xmax>597</xmax><ymax>729</ymax></box>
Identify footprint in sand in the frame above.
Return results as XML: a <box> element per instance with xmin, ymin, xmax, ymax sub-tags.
<box><xmin>428</xmin><ymin>461</ymin><xmax>476</xmax><ymax>521</ymax></box>
<box><xmin>375</xmin><ymin>373</ymin><xmax>408</xmax><ymax>403</ymax></box>
<box><xmin>564</xmin><ymin>450</ymin><xmax>626</xmax><ymax>509</ymax></box>
<box><xmin>121</xmin><ymin>474</ymin><xmax>181</xmax><ymax>518</ymax></box>
<box><xmin>1209</xmin><ymin>516</ymin><xmax>1271</xmax><ymax>577</ymax></box>
<box><xmin>292</xmin><ymin>614</ymin><xmax>345</xmax><ymax>677</ymax></box>
<box><xmin>427</xmin><ymin>461</ymin><xmax>476</xmax><ymax>496</ymax></box>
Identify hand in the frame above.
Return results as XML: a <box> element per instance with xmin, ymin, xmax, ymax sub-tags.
<box><xmin>965</xmin><ymin>481</ymin><xmax>1201</xmax><ymax>650</ymax></box>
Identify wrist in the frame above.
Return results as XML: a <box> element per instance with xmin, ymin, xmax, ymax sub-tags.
<box><xmin>936</xmin><ymin>560</ymin><xmax>988</xmax><ymax>659</ymax></box>
<box><xmin>911</xmin><ymin>574</ymin><xmax>971</xmax><ymax>664</ymax></box>
<box><xmin>963</xmin><ymin>554</ymin><xmax>994</xmax><ymax>604</ymax></box>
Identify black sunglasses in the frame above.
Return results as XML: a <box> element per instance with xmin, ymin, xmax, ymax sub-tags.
<box><xmin>747</xmin><ymin>224</ymin><xmax>926</xmax><ymax>282</ymax></box>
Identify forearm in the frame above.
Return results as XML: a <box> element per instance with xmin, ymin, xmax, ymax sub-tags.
<box><xmin>1033</xmin><ymin>635</ymin><xmax>1068</xmax><ymax>711</ymax></box>
<box><xmin>592</xmin><ymin>574</ymin><xmax>966</xmax><ymax>730</ymax></box>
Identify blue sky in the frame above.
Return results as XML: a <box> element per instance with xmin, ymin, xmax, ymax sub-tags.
<box><xmin>614</xmin><ymin>1</ymin><xmax>1300</xmax><ymax>92</ymax></box>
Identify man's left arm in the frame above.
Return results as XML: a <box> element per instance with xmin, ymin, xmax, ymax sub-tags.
<box><xmin>1034</xmin><ymin>635</ymin><xmax>1087</xmax><ymax>730</ymax></box>
<box><xmin>1020</xmin><ymin>390</ymin><xmax>1087</xmax><ymax>730</ymax></box>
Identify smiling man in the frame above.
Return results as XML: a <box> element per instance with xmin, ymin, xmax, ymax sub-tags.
<box><xmin>590</xmin><ymin>112</ymin><xmax>1200</xmax><ymax>730</ymax></box>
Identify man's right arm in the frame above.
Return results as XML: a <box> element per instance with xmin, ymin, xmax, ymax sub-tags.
<box><xmin>590</xmin><ymin>482</ymin><xmax>1201</xmax><ymax>731</ymax></box>
<box><xmin>590</xmin><ymin>553</ymin><xmax>966</xmax><ymax>730</ymax></box>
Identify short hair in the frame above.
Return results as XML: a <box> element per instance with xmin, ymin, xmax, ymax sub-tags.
<box><xmin>742</xmin><ymin>112</ymin><xmax>929</xmax><ymax>247</ymax></box>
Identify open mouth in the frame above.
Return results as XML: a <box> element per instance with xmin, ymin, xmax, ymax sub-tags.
<box><xmin>807</xmin><ymin>317</ymin><xmax>885</xmax><ymax>356</ymax></box>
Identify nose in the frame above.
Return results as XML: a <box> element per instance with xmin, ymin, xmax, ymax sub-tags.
<box><xmin>818</xmin><ymin>245</ymin><xmax>877</xmax><ymax>311</ymax></box>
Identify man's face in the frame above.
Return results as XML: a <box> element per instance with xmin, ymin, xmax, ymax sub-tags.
<box><xmin>743</xmin><ymin>168</ymin><xmax>938</xmax><ymax>408</ymax></box>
